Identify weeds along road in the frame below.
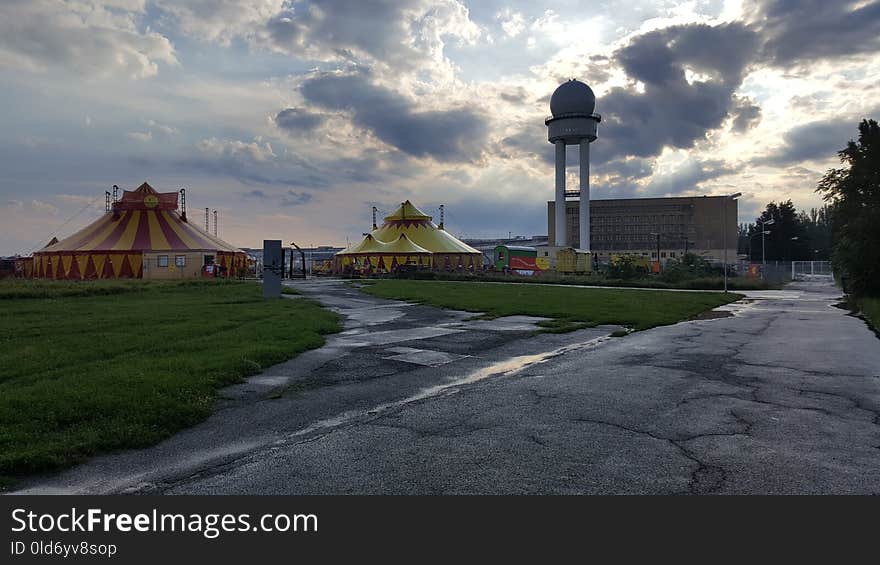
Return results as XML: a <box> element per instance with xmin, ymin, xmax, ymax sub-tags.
<box><xmin>14</xmin><ymin>278</ymin><xmax>880</xmax><ymax>494</ymax></box>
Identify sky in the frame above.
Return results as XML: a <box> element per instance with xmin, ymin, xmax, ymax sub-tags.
<box><xmin>1</xmin><ymin>0</ymin><xmax>879</xmax><ymax>255</ymax></box>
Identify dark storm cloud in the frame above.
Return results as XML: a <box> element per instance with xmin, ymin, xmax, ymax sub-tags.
<box><xmin>300</xmin><ymin>71</ymin><xmax>489</xmax><ymax>162</ymax></box>
<box><xmin>274</xmin><ymin>108</ymin><xmax>325</xmax><ymax>133</ymax></box>
<box><xmin>616</xmin><ymin>22</ymin><xmax>759</xmax><ymax>85</ymax></box>
<box><xmin>280</xmin><ymin>190</ymin><xmax>313</xmax><ymax>207</ymax></box>
<box><xmin>419</xmin><ymin>196</ymin><xmax>547</xmax><ymax>239</ymax></box>
<box><xmin>176</xmin><ymin>151</ymin><xmax>333</xmax><ymax>190</ymax></box>
<box><xmin>601</xmin><ymin>22</ymin><xmax>761</xmax><ymax>160</ymax></box>
<box><xmin>643</xmin><ymin>159</ymin><xmax>734</xmax><ymax>196</ymax></box>
<box><xmin>747</xmin><ymin>0</ymin><xmax>880</xmax><ymax>66</ymax></box>
<box><xmin>499</xmin><ymin>87</ymin><xmax>529</xmax><ymax>103</ymax></box>
<box><xmin>244</xmin><ymin>189</ymin><xmax>268</xmax><ymax>198</ymax></box>
<box><xmin>263</xmin><ymin>0</ymin><xmax>425</xmax><ymax>68</ymax></box>
<box><xmin>597</xmin><ymin>157</ymin><xmax>653</xmax><ymax>181</ymax></box>
<box><xmin>752</xmin><ymin>119</ymin><xmax>861</xmax><ymax>166</ymax></box>
<box><xmin>731</xmin><ymin>96</ymin><xmax>762</xmax><ymax>132</ymax></box>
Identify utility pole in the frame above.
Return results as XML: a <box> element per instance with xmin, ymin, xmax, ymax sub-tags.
<box><xmin>650</xmin><ymin>232</ymin><xmax>661</xmax><ymax>272</ymax></box>
<box><xmin>723</xmin><ymin>193</ymin><xmax>742</xmax><ymax>293</ymax></box>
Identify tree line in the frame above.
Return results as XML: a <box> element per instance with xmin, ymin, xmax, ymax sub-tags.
<box><xmin>736</xmin><ymin>119</ymin><xmax>879</xmax><ymax>297</ymax></box>
<box><xmin>737</xmin><ymin>201</ymin><xmax>833</xmax><ymax>262</ymax></box>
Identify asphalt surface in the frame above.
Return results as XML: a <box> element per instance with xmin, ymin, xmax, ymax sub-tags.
<box><xmin>13</xmin><ymin>277</ymin><xmax>880</xmax><ymax>494</ymax></box>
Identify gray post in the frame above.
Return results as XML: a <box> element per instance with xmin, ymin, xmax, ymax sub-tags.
<box><xmin>262</xmin><ymin>239</ymin><xmax>282</xmax><ymax>299</ymax></box>
<box><xmin>555</xmin><ymin>141</ymin><xmax>566</xmax><ymax>246</ymax></box>
<box><xmin>723</xmin><ymin>201</ymin><xmax>728</xmax><ymax>293</ymax></box>
<box><xmin>579</xmin><ymin>139</ymin><xmax>590</xmax><ymax>251</ymax></box>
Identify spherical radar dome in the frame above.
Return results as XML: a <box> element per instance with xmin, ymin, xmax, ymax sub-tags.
<box><xmin>550</xmin><ymin>79</ymin><xmax>596</xmax><ymax>117</ymax></box>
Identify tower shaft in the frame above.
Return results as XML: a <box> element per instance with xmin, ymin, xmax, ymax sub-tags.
<box><xmin>554</xmin><ymin>141</ymin><xmax>566</xmax><ymax>246</ymax></box>
<box><xmin>579</xmin><ymin>139</ymin><xmax>590</xmax><ymax>251</ymax></box>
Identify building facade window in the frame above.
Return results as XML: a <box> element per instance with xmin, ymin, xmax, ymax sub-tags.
<box><xmin>175</xmin><ymin>255</ymin><xmax>186</xmax><ymax>267</ymax></box>
<box><xmin>157</xmin><ymin>255</ymin><xmax>169</xmax><ymax>267</ymax></box>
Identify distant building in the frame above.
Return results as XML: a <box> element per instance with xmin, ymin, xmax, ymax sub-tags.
<box><xmin>548</xmin><ymin>195</ymin><xmax>737</xmax><ymax>262</ymax></box>
<box><xmin>461</xmin><ymin>235</ymin><xmax>548</xmax><ymax>262</ymax></box>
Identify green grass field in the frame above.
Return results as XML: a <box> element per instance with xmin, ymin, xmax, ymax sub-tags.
<box><xmin>0</xmin><ymin>279</ymin><xmax>339</xmax><ymax>482</ymax></box>
<box><xmin>859</xmin><ymin>297</ymin><xmax>880</xmax><ymax>336</ymax></box>
<box><xmin>361</xmin><ymin>280</ymin><xmax>741</xmax><ymax>331</ymax></box>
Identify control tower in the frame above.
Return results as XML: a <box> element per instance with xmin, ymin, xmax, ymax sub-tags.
<box><xmin>545</xmin><ymin>79</ymin><xmax>601</xmax><ymax>249</ymax></box>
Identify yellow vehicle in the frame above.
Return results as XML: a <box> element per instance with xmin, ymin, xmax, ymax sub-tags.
<box><xmin>556</xmin><ymin>248</ymin><xmax>592</xmax><ymax>274</ymax></box>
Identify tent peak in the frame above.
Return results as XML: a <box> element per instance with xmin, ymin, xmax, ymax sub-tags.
<box><xmin>383</xmin><ymin>200</ymin><xmax>432</xmax><ymax>222</ymax></box>
<box><xmin>134</xmin><ymin>182</ymin><xmax>158</xmax><ymax>194</ymax></box>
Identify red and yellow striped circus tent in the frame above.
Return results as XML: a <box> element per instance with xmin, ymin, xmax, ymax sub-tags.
<box><xmin>31</xmin><ymin>182</ymin><xmax>247</xmax><ymax>279</ymax></box>
<box><xmin>334</xmin><ymin>200</ymin><xmax>482</xmax><ymax>273</ymax></box>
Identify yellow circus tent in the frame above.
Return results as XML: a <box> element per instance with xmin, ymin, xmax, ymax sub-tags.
<box><xmin>334</xmin><ymin>200</ymin><xmax>482</xmax><ymax>273</ymax></box>
<box><xmin>30</xmin><ymin>182</ymin><xmax>248</xmax><ymax>280</ymax></box>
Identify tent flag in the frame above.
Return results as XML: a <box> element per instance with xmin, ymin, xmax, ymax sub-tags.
<box><xmin>127</xmin><ymin>254</ymin><xmax>143</xmax><ymax>277</ymax></box>
<box><xmin>110</xmin><ymin>254</ymin><xmax>125</xmax><ymax>278</ymax></box>
<box><xmin>92</xmin><ymin>255</ymin><xmax>107</xmax><ymax>279</ymax></box>
<box><xmin>61</xmin><ymin>255</ymin><xmax>73</xmax><ymax>278</ymax></box>
<box><xmin>75</xmin><ymin>255</ymin><xmax>89</xmax><ymax>280</ymax></box>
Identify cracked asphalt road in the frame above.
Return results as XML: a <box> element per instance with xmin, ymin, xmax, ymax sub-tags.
<box><xmin>14</xmin><ymin>278</ymin><xmax>880</xmax><ymax>494</ymax></box>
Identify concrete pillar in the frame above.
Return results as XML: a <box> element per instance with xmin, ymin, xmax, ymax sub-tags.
<box><xmin>579</xmin><ymin>139</ymin><xmax>590</xmax><ymax>251</ymax></box>
<box><xmin>262</xmin><ymin>239</ymin><xmax>282</xmax><ymax>299</ymax></box>
<box><xmin>555</xmin><ymin>140</ymin><xmax>566</xmax><ymax>246</ymax></box>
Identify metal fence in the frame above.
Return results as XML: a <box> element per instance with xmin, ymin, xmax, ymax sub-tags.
<box><xmin>732</xmin><ymin>260</ymin><xmax>793</xmax><ymax>284</ymax></box>
<box><xmin>791</xmin><ymin>261</ymin><xmax>833</xmax><ymax>280</ymax></box>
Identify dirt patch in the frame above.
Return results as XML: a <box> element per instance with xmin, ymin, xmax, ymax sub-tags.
<box><xmin>693</xmin><ymin>310</ymin><xmax>734</xmax><ymax>320</ymax></box>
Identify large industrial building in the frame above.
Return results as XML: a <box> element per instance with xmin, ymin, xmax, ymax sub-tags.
<box><xmin>541</xmin><ymin>79</ymin><xmax>737</xmax><ymax>265</ymax></box>
<box><xmin>548</xmin><ymin>195</ymin><xmax>738</xmax><ymax>262</ymax></box>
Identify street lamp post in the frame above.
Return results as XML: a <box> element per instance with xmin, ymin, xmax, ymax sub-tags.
<box><xmin>723</xmin><ymin>193</ymin><xmax>741</xmax><ymax>293</ymax></box>
<box><xmin>758</xmin><ymin>217</ymin><xmax>775</xmax><ymax>266</ymax></box>
<box><xmin>650</xmin><ymin>232</ymin><xmax>661</xmax><ymax>272</ymax></box>
<box><xmin>748</xmin><ymin>231</ymin><xmax>771</xmax><ymax>262</ymax></box>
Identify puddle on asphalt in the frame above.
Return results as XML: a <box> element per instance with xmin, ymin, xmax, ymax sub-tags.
<box><xmin>282</xmin><ymin>333</ymin><xmax>612</xmax><ymax>442</ymax></box>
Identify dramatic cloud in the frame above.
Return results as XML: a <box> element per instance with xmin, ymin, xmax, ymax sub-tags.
<box><xmin>126</xmin><ymin>131</ymin><xmax>153</xmax><ymax>143</ymax></box>
<box><xmin>299</xmin><ymin>71</ymin><xmax>489</xmax><ymax>162</ymax></box>
<box><xmin>747</xmin><ymin>0</ymin><xmax>880</xmax><ymax>66</ymax></box>
<box><xmin>752</xmin><ymin>119</ymin><xmax>862</xmax><ymax>166</ymax></box>
<box><xmin>0</xmin><ymin>0</ymin><xmax>177</xmax><ymax>78</ymax></box>
<box><xmin>280</xmin><ymin>190</ymin><xmax>313</xmax><ymax>207</ymax></box>
<box><xmin>155</xmin><ymin>0</ymin><xmax>285</xmax><ymax>45</ymax></box>
<box><xmin>601</xmin><ymin>22</ymin><xmax>761</xmax><ymax>160</ymax></box>
<box><xmin>196</xmin><ymin>137</ymin><xmax>276</xmax><ymax>163</ymax></box>
<box><xmin>158</xmin><ymin>0</ymin><xmax>479</xmax><ymax>78</ymax></box>
<box><xmin>644</xmin><ymin>159</ymin><xmax>735</xmax><ymax>196</ymax></box>
<box><xmin>730</xmin><ymin>97</ymin><xmax>762</xmax><ymax>132</ymax></box>
<box><xmin>274</xmin><ymin>108</ymin><xmax>326</xmax><ymax>133</ymax></box>
<box><xmin>264</xmin><ymin>0</ymin><xmax>479</xmax><ymax>70</ymax></box>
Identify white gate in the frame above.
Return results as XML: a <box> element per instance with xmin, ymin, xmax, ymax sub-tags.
<box><xmin>791</xmin><ymin>261</ymin><xmax>833</xmax><ymax>280</ymax></box>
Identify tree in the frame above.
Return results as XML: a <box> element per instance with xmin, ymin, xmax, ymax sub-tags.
<box><xmin>745</xmin><ymin>200</ymin><xmax>803</xmax><ymax>261</ymax></box>
<box><xmin>817</xmin><ymin>119</ymin><xmax>880</xmax><ymax>296</ymax></box>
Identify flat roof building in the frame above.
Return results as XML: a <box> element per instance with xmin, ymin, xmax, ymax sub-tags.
<box><xmin>548</xmin><ymin>195</ymin><xmax>737</xmax><ymax>262</ymax></box>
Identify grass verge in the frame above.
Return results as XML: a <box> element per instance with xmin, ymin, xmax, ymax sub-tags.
<box><xmin>361</xmin><ymin>280</ymin><xmax>740</xmax><ymax>332</ymax></box>
<box><xmin>384</xmin><ymin>270</ymin><xmax>777</xmax><ymax>290</ymax></box>
<box><xmin>0</xmin><ymin>279</ymin><xmax>339</xmax><ymax>483</ymax></box>
<box><xmin>857</xmin><ymin>296</ymin><xmax>880</xmax><ymax>337</ymax></box>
